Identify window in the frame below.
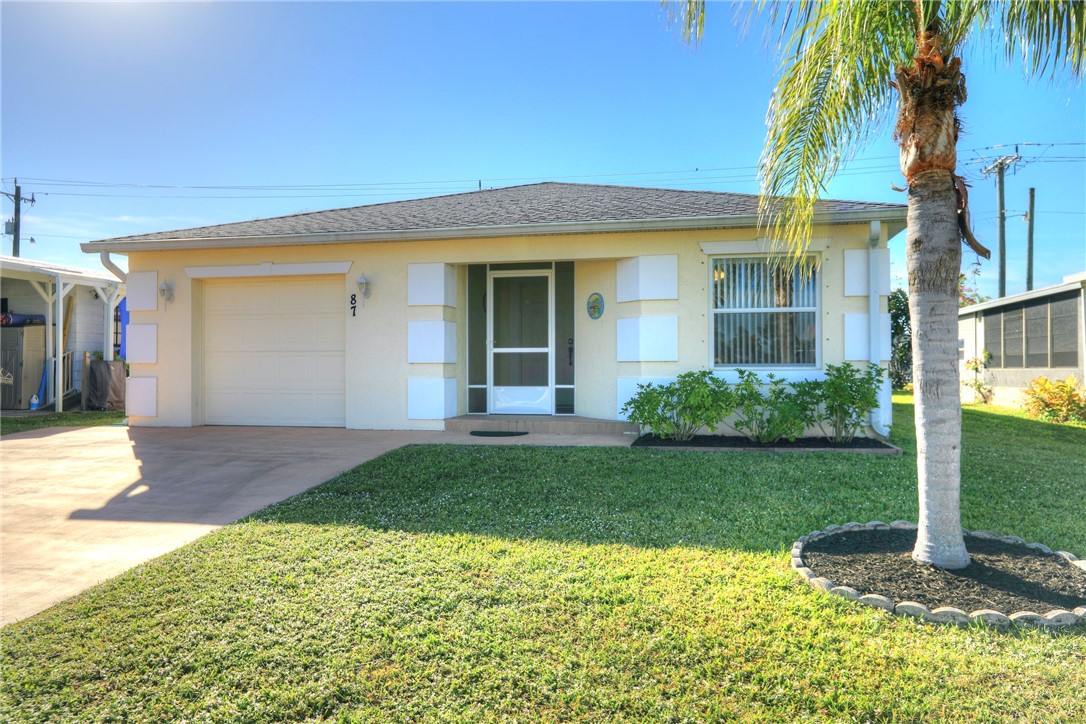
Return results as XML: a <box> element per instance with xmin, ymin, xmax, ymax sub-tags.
<box><xmin>981</xmin><ymin>291</ymin><xmax>1080</xmax><ymax>370</ymax></box>
<box><xmin>984</xmin><ymin>309</ymin><xmax>1002</xmax><ymax>368</ymax></box>
<box><xmin>711</xmin><ymin>256</ymin><xmax>818</xmax><ymax>367</ymax></box>
<box><xmin>112</xmin><ymin>303</ymin><xmax>122</xmax><ymax>349</ymax></box>
<box><xmin>1050</xmin><ymin>294</ymin><xmax>1080</xmax><ymax>368</ymax></box>
<box><xmin>1003</xmin><ymin>307</ymin><xmax>1024</xmax><ymax>368</ymax></box>
<box><xmin>1025</xmin><ymin>301</ymin><xmax>1049</xmax><ymax>368</ymax></box>
<box><xmin>113</xmin><ymin>304</ymin><xmax>123</xmax><ymax>358</ymax></box>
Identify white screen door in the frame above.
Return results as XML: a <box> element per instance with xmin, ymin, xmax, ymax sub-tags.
<box><xmin>488</xmin><ymin>271</ymin><xmax>553</xmax><ymax>414</ymax></box>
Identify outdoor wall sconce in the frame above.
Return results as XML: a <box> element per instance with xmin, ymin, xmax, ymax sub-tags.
<box><xmin>356</xmin><ymin>274</ymin><xmax>370</xmax><ymax>300</ymax></box>
<box><xmin>159</xmin><ymin>281</ymin><xmax>174</xmax><ymax>304</ymax></box>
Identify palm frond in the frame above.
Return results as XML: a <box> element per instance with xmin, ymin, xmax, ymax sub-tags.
<box><xmin>757</xmin><ymin>0</ymin><xmax>917</xmax><ymax>258</ymax></box>
<box><xmin>662</xmin><ymin>0</ymin><xmax>707</xmax><ymax>44</ymax></box>
<box><xmin>995</xmin><ymin>0</ymin><xmax>1086</xmax><ymax>79</ymax></box>
<box><xmin>670</xmin><ymin>0</ymin><xmax>1084</xmax><ymax>261</ymax></box>
<box><xmin>934</xmin><ymin>1</ymin><xmax>988</xmax><ymax>55</ymax></box>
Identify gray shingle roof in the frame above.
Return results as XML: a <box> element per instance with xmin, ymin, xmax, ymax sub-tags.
<box><xmin>88</xmin><ymin>182</ymin><xmax>905</xmax><ymax>245</ymax></box>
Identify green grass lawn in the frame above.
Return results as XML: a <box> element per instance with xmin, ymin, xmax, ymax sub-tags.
<box><xmin>0</xmin><ymin>409</ymin><xmax>126</xmax><ymax>436</ymax></box>
<box><xmin>2</xmin><ymin>396</ymin><xmax>1084</xmax><ymax>722</ymax></box>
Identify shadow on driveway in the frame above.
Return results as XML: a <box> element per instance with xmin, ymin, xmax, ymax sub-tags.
<box><xmin>0</xmin><ymin>426</ymin><xmax>442</xmax><ymax>624</ymax></box>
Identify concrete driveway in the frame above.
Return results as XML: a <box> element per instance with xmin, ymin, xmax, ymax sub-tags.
<box><xmin>1</xmin><ymin>424</ymin><xmax>630</xmax><ymax>626</ymax></box>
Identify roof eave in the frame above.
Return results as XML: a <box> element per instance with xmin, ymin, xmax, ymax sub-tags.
<box><xmin>0</xmin><ymin>255</ymin><xmax>123</xmax><ymax>286</ymax></box>
<box><xmin>959</xmin><ymin>279</ymin><xmax>1085</xmax><ymax>316</ymax></box>
<box><xmin>81</xmin><ymin>207</ymin><xmax>907</xmax><ymax>254</ymax></box>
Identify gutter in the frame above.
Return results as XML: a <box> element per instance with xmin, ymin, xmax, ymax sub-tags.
<box><xmin>99</xmin><ymin>252</ymin><xmax>127</xmax><ymax>282</ymax></box>
<box><xmin>81</xmin><ymin>207</ymin><xmax>908</xmax><ymax>254</ymax></box>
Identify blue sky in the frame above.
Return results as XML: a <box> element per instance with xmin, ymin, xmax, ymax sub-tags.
<box><xmin>2</xmin><ymin>1</ymin><xmax>1083</xmax><ymax>299</ymax></box>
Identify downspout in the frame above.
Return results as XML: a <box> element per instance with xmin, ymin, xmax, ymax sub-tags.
<box><xmin>100</xmin><ymin>252</ymin><xmax>127</xmax><ymax>283</ymax></box>
<box><xmin>99</xmin><ymin>254</ymin><xmax>127</xmax><ymax>363</ymax></box>
<box><xmin>868</xmin><ymin>221</ymin><xmax>891</xmax><ymax>437</ymax></box>
<box><xmin>55</xmin><ymin>273</ymin><xmax>64</xmax><ymax>413</ymax></box>
<box><xmin>99</xmin><ymin>284</ymin><xmax>122</xmax><ymax>362</ymax></box>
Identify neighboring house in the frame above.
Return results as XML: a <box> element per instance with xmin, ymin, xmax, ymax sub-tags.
<box><xmin>81</xmin><ymin>183</ymin><xmax>905</xmax><ymax>431</ymax></box>
<box><xmin>0</xmin><ymin>256</ymin><xmax>125</xmax><ymax>411</ymax></box>
<box><xmin>959</xmin><ymin>271</ymin><xmax>1086</xmax><ymax>406</ymax></box>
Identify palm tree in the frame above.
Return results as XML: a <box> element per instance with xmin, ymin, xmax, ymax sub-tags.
<box><xmin>673</xmin><ymin>0</ymin><xmax>1084</xmax><ymax>568</ymax></box>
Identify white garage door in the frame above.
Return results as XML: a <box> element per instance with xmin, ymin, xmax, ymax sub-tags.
<box><xmin>203</xmin><ymin>276</ymin><xmax>345</xmax><ymax>426</ymax></box>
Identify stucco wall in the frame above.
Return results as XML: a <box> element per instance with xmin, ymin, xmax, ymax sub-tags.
<box><xmin>122</xmin><ymin>222</ymin><xmax>890</xmax><ymax>429</ymax></box>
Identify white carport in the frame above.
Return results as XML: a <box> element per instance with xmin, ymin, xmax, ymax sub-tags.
<box><xmin>0</xmin><ymin>256</ymin><xmax>125</xmax><ymax>412</ymax></box>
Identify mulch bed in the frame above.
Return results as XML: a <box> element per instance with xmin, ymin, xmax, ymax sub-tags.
<box><xmin>631</xmin><ymin>434</ymin><xmax>897</xmax><ymax>452</ymax></box>
<box><xmin>802</xmin><ymin>528</ymin><xmax>1086</xmax><ymax>614</ymax></box>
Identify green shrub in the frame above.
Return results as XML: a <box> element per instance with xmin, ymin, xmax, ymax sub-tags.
<box><xmin>806</xmin><ymin>363</ymin><xmax>884</xmax><ymax>443</ymax></box>
<box><xmin>622</xmin><ymin>365</ymin><xmax>887</xmax><ymax>444</ymax></box>
<box><xmin>729</xmin><ymin>370</ymin><xmax>816</xmax><ymax>444</ymax></box>
<box><xmin>962</xmin><ymin>350</ymin><xmax>993</xmax><ymax>403</ymax></box>
<box><xmin>621</xmin><ymin>370</ymin><xmax>734</xmax><ymax>441</ymax></box>
<box><xmin>1022</xmin><ymin>375</ymin><xmax>1086</xmax><ymax>423</ymax></box>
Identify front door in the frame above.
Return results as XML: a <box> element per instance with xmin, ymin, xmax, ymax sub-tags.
<box><xmin>488</xmin><ymin>271</ymin><xmax>553</xmax><ymax>414</ymax></box>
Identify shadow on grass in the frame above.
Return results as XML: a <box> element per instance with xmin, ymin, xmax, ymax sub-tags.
<box><xmin>250</xmin><ymin>443</ymin><xmax>920</xmax><ymax>554</ymax></box>
<box><xmin>960</xmin><ymin>403</ymin><xmax>1086</xmax><ymax>445</ymax></box>
<box><xmin>891</xmin><ymin>393</ymin><xmax>1086</xmax><ymax>456</ymax></box>
<box><xmin>248</xmin><ymin>398</ymin><xmax>1085</xmax><ymax>558</ymax></box>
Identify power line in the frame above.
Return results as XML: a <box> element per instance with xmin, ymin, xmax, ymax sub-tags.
<box><xmin>4</xmin><ymin>143</ymin><xmax>1080</xmax><ymax>206</ymax></box>
<box><xmin>8</xmin><ymin>232</ymin><xmax>92</xmax><ymax>240</ymax></box>
<box><xmin>969</xmin><ymin>141</ymin><xmax>1085</xmax><ymax>149</ymax></box>
<box><xmin>0</xmin><ymin>156</ymin><xmax>910</xmax><ymax>194</ymax></box>
<box><xmin>9</xmin><ymin>160</ymin><xmax>1079</xmax><ymax>199</ymax></box>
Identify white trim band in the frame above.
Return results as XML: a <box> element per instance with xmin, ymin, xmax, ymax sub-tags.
<box><xmin>185</xmin><ymin>261</ymin><xmax>353</xmax><ymax>279</ymax></box>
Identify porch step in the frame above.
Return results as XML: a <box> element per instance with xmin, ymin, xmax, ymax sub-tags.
<box><xmin>446</xmin><ymin>415</ymin><xmax>638</xmax><ymax>436</ymax></box>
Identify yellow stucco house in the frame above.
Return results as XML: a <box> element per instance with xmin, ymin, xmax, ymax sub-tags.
<box><xmin>82</xmin><ymin>183</ymin><xmax>905</xmax><ymax>432</ymax></box>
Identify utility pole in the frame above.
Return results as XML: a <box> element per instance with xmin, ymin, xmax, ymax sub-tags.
<box><xmin>13</xmin><ymin>180</ymin><xmax>22</xmax><ymax>257</ymax></box>
<box><xmin>2</xmin><ymin>178</ymin><xmax>36</xmax><ymax>258</ymax></box>
<box><xmin>982</xmin><ymin>154</ymin><xmax>1021</xmax><ymax>298</ymax></box>
<box><xmin>1026</xmin><ymin>187</ymin><xmax>1035</xmax><ymax>292</ymax></box>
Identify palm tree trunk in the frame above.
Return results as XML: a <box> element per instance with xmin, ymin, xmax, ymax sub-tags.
<box><xmin>897</xmin><ymin>25</ymin><xmax>971</xmax><ymax>569</ymax></box>
<box><xmin>906</xmin><ymin>170</ymin><xmax>970</xmax><ymax>569</ymax></box>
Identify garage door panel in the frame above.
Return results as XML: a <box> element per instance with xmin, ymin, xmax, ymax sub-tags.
<box><xmin>204</xmin><ymin>353</ymin><xmax>254</xmax><ymax>386</ymax></box>
<box><xmin>245</xmin><ymin>355</ymin><xmax>281</xmax><ymax>385</ymax></box>
<box><xmin>206</xmin><ymin>393</ymin><xmax>344</xmax><ymax>427</ymax></box>
<box><xmin>203</xmin><ymin>393</ymin><xmax>249</xmax><ymax>423</ymax></box>
<box><xmin>206</xmin><ymin>283</ymin><xmax>264</xmax><ymax>312</ymax></box>
<box><xmin>203</xmin><ymin>277</ymin><xmax>345</xmax><ymax>427</ymax></box>
<box><xmin>280</xmin><ymin>391</ymin><xmax>345</xmax><ymax>421</ymax></box>
<box><xmin>315</xmin><ymin>354</ymin><xmax>345</xmax><ymax>384</ymax></box>
<box><xmin>278</xmin><ymin>280</ymin><xmax>342</xmax><ymax>310</ymax></box>
<box><xmin>278</xmin><ymin>316</ymin><xmax>343</xmax><ymax>352</ymax></box>
<box><xmin>202</xmin><ymin>316</ymin><xmax>241</xmax><ymax>348</ymax></box>
<box><xmin>205</xmin><ymin>315</ymin><xmax>285</xmax><ymax>353</ymax></box>
<box><xmin>235</xmin><ymin>318</ymin><xmax>281</xmax><ymax>352</ymax></box>
<box><xmin>275</xmin><ymin>353</ymin><xmax>343</xmax><ymax>385</ymax></box>
<box><xmin>208</xmin><ymin>352</ymin><xmax>343</xmax><ymax>388</ymax></box>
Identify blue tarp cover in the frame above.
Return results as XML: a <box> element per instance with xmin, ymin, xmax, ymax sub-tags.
<box><xmin>0</xmin><ymin>313</ymin><xmax>46</xmax><ymax>326</ymax></box>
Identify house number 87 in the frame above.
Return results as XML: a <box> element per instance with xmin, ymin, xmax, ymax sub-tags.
<box><xmin>350</xmin><ymin>293</ymin><xmax>357</xmax><ymax>317</ymax></box>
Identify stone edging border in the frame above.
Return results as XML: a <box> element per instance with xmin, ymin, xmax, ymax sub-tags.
<box><xmin>792</xmin><ymin>521</ymin><xmax>1086</xmax><ymax>627</ymax></box>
